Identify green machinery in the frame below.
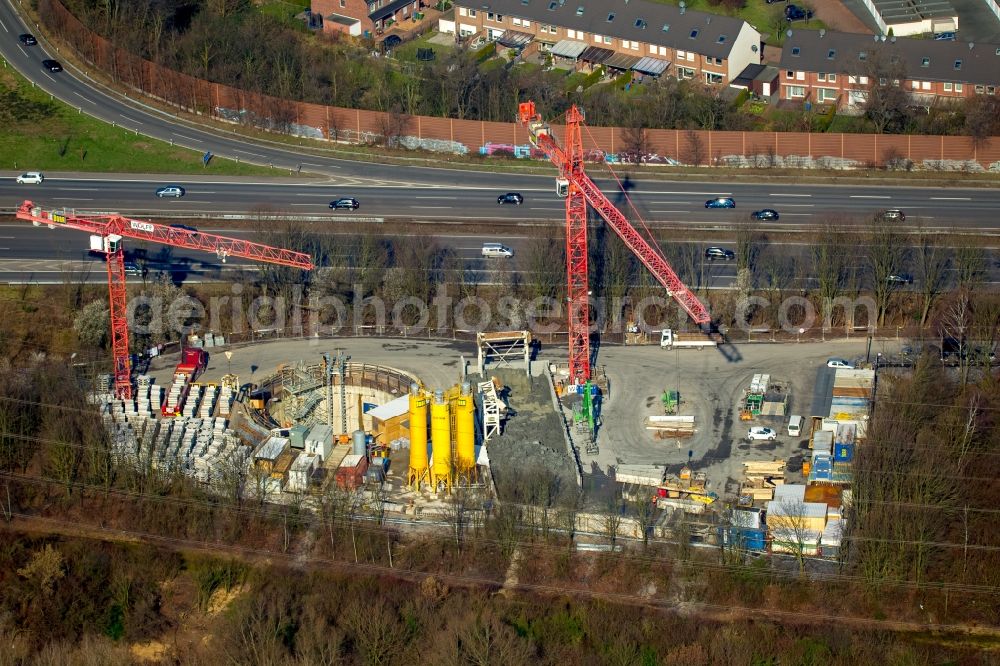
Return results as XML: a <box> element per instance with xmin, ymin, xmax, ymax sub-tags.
<box><xmin>661</xmin><ymin>390</ymin><xmax>679</xmax><ymax>414</ymax></box>
<box><xmin>572</xmin><ymin>381</ymin><xmax>599</xmax><ymax>454</ymax></box>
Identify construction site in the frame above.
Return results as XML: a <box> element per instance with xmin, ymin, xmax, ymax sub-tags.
<box><xmin>17</xmin><ymin>100</ymin><xmax>884</xmax><ymax>557</ymax></box>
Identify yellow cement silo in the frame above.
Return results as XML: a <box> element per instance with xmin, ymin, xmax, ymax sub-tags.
<box><xmin>430</xmin><ymin>390</ymin><xmax>452</xmax><ymax>492</ymax></box>
<box><xmin>406</xmin><ymin>384</ymin><xmax>429</xmax><ymax>490</ymax></box>
<box><xmin>454</xmin><ymin>382</ymin><xmax>477</xmax><ymax>484</ymax></box>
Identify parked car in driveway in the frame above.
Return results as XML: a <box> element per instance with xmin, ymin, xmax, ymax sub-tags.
<box><xmin>827</xmin><ymin>358</ymin><xmax>855</xmax><ymax>369</ymax></box>
<box><xmin>705</xmin><ymin>197</ymin><xmax>735</xmax><ymax>209</ymax></box>
<box><xmin>497</xmin><ymin>192</ymin><xmax>524</xmax><ymax>205</ymax></box>
<box><xmin>704</xmin><ymin>246</ymin><xmax>735</xmax><ymax>261</ymax></box>
<box><xmin>41</xmin><ymin>59</ymin><xmax>62</xmax><ymax>72</ymax></box>
<box><xmin>751</xmin><ymin>209</ymin><xmax>779</xmax><ymax>220</ymax></box>
<box><xmin>330</xmin><ymin>197</ymin><xmax>360</xmax><ymax>210</ymax></box>
<box><xmin>748</xmin><ymin>427</ymin><xmax>777</xmax><ymax>441</ymax></box>
<box><xmin>934</xmin><ymin>32</ymin><xmax>956</xmax><ymax>40</ymax></box>
<box><xmin>16</xmin><ymin>171</ymin><xmax>44</xmax><ymax>184</ymax></box>
<box><xmin>785</xmin><ymin>4</ymin><xmax>814</xmax><ymax>20</ymax></box>
<box><xmin>19</xmin><ymin>34</ymin><xmax>37</xmax><ymax>46</ymax></box>
<box><xmin>155</xmin><ymin>185</ymin><xmax>185</xmax><ymax>198</ymax></box>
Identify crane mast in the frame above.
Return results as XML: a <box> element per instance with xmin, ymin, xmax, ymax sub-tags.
<box><xmin>517</xmin><ymin>102</ymin><xmax>712</xmax><ymax>381</ymax></box>
<box><xmin>16</xmin><ymin>200</ymin><xmax>314</xmax><ymax>400</ymax></box>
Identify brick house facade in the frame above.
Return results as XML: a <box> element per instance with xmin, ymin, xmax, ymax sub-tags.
<box><xmin>444</xmin><ymin>0</ymin><xmax>761</xmax><ymax>86</ymax></box>
<box><xmin>312</xmin><ymin>0</ymin><xmax>422</xmax><ymax>37</ymax></box>
<box><xmin>778</xmin><ymin>30</ymin><xmax>999</xmax><ymax>109</ymax></box>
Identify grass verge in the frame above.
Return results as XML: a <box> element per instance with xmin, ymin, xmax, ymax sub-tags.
<box><xmin>0</xmin><ymin>59</ymin><xmax>275</xmax><ymax>176</ymax></box>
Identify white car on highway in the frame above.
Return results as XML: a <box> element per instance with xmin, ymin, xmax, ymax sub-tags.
<box><xmin>747</xmin><ymin>427</ymin><xmax>777</xmax><ymax>441</ymax></box>
<box><xmin>16</xmin><ymin>171</ymin><xmax>44</xmax><ymax>184</ymax></box>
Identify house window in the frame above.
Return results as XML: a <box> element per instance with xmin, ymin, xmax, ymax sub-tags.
<box><xmin>340</xmin><ymin>0</ymin><xmax>345</xmax><ymax>7</ymax></box>
<box><xmin>787</xmin><ymin>85</ymin><xmax>805</xmax><ymax>98</ymax></box>
<box><xmin>486</xmin><ymin>12</ymin><xmax>494</xmax><ymax>20</ymax></box>
<box><xmin>954</xmin><ymin>59</ymin><xmax>962</xmax><ymax>69</ymax></box>
<box><xmin>922</xmin><ymin>81</ymin><xmax>930</xmax><ymax>90</ymax></box>
<box><xmin>650</xmin><ymin>44</ymin><xmax>656</xmax><ymax>54</ymax></box>
<box><xmin>848</xmin><ymin>75</ymin><xmax>858</xmax><ymax>84</ymax></box>
<box><xmin>459</xmin><ymin>7</ymin><xmax>467</xmax><ymax>16</ymax></box>
<box><xmin>704</xmin><ymin>56</ymin><xmax>721</xmax><ymax>66</ymax></box>
<box><xmin>791</xmin><ymin>47</ymin><xmax>801</xmax><ymax>56</ymax></box>
<box><xmin>658</xmin><ymin>46</ymin><xmax>666</xmax><ymax>56</ymax></box>
<box><xmin>678</xmin><ymin>50</ymin><xmax>687</xmax><ymax>59</ymax></box>
<box><xmin>828</xmin><ymin>73</ymin><xmax>836</xmax><ymax>82</ymax></box>
<box><xmin>607</xmin><ymin>12</ymin><xmax>615</xmax><ymax>21</ymax></box>
<box><xmin>603</xmin><ymin>35</ymin><xmax>612</xmax><ymax>44</ymax></box>
<box><xmin>859</xmin><ymin>51</ymin><xmax>867</xmax><ymax>61</ymax></box>
<box><xmin>635</xmin><ymin>18</ymin><xmax>647</xmax><ymax>29</ymax></box>
<box><xmin>879</xmin><ymin>77</ymin><xmax>887</xmax><ymax>85</ymax></box>
<box><xmin>497</xmin><ymin>14</ymin><xmax>503</xmax><ymax>21</ymax></box>
<box><xmin>921</xmin><ymin>57</ymin><xmax>929</xmax><ymax>67</ymax></box>
<box><xmin>690</xmin><ymin>29</ymin><xmax>699</xmax><ymax>38</ymax></box>
<box><xmin>818</xmin><ymin>72</ymin><xmax>826</xmax><ymax>82</ymax></box>
<box><xmin>975</xmin><ymin>84</ymin><xmax>985</xmax><ymax>93</ymax></box>
<box><xmin>818</xmin><ymin>88</ymin><xmax>837</xmax><ymax>102</ymax></box>
<box><xmin>576</xmin><ymin>6</ymin><xmax>584</xmax><ymax>15</ymax></box>
<box><xmin>523</xmin><ymin>20</ymin><xmax>530</xmax><ymax>27</ymax></box>
<box><xmin>705</xmin><ymin>72</ymin><xmax>723</xmax><ymax>84</ymax></box>
<box><xmin>512</xmin><ymin>17</ymin><xmax>521</xmax><ymax>26</ymax></box>
<box><xmin>955</xmin><ymin>83</ymin><xmax>963</xmax><ymax>92</ymax></box>
<box><xmin>717</xmin><ymin>35</ymin><xmax>726</xmax><ymax>43</ymax></box>
<box><xmin>989</xmin><ymin>86</ymin><xmax>997</xmax><ymax>95</ymax></box>
<box><xmin>567</xmin><ymin>29</ymin><xmax>576</xmax><ymax>38</ymax></box>
<box><xmin>796</xmin><ymin>71</ymin><xmax>804</xmax><ymax>81</ymax></box>
<box><xmin>944</xmin><ymin>82</ymin><xmax>953</xmax><ymax>91</ymax></box>
<box><xmin>911</xmin><ymin>80</ymin><xmax>920</xmax><ymax>90</ymax></box>
<box><xmin>678</xmin><ymin>67</ymin><xmax>695</xmax><ymax>79</ymax></box>
<box><xmin>827</xmin><ymin>49</ymin><xmax>836</xmax><ymax>59</ymax></box>
<box><xmin>860</xmin><ymin>76</ymin><xmax>869</xmax><ymax>84</ymax></box>
<box><xmin>786</xmin><ymin>70</ymin><xmax>794</xmax><ymax>79</ymax></box>
<box><xmin>594</xmin><ymin>34</ymin><xmax>602</xmax><ymax>42</ymax></box>
<box><xmin>468</xmin><ymin>8</ymin><xmax>476</xmax><ymax>17</ymax></box>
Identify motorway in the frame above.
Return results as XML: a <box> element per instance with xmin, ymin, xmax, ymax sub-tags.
<box><xmin>0</xmin><ymin>0</ymin><xmax>998</xmax><ymax>285</ymax></box>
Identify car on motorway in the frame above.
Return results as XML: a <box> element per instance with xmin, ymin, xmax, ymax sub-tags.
<box><xmin>330</xmin><ymin>197</ymin><xmax>360</xmax><ymax>210</ymax></box>
<box><xmin>827</xmin><ymin>358</ymin><xmax>855</xmax><ymax>369</ymax></box>
<box><xmin>785</xmin><ymin>4</ymin><xmax>814</xmax><ymax>21</ymax></box>
<box><xmin>704</xmin><ymin>246</ymin><xmax>735</xmax><ymax>261</ymax></box>
<box><xmin>16</xmin><ymin>171</ymin><xmax>44</xmax><ymax>184</ymax></box>
<box><xmin>41</xmin><ymin>59</ymin><xmax>62</xmax><ymax>72</ymax></box>
<box><xmin>497</xmin><ymin>192</ymin><xmax>524</xmax><ymax>205</ymax></box>
<box><xmin>705</xmin><ymin>197</ymin><xmax>735</xmax><ymax>209</ymax></box>
<box><xmin>155</xmin><ymin>185</ymin><xmax>186</xmax><ymax>198</ymax></box>
<box><xmin>482</xmin><ymin>243</ymin><xmax>514</xmax><ymax>258</ymax></box>
<box><xmin>887</xmin><ymin>273</ymin><xmax>914</xmax><ymax>285</ymax></box>
<box><xmin>879</xmin><ymin>208</ymin><xmax>905</xmax><ymax>221</ymax></box>
<box><xmin>123</xmin><ymin>262</ymin><xmax>142</xmax><ymax>277</ymax></box>
<box><xmin>18</xmin><ymin>34</ymin><xmax>37</xmax><ymax>46</ymax></box>
<box><xmin>751</xmin><ymin>208</ymin><xmax>779</xmax><ymax>221</ymax></box>
<box><xmin>748</xmin><ymin>427</ymin><xmax>777</xmax><ymax>441</ymax></box>
<box><xmin>169</xmin><ymin>223</ymin><xmax>198</xmax><ymax>234</ymax></box>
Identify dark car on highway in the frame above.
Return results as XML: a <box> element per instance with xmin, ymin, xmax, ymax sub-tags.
<box><xmin>41</xmin><ymin>59</ymin><xmax>62</xmax><ymax>72</ymax></box>
<box><xmin>19</xmin><ymin>34</ymin><xmax>37</xmax><ymax>46</ymax></box>
<box><xmin>497</xmin><ymin>192</ymin><xmax>524</xmax><ymax>205</ymax></box>
<box><xmin>751</xmin><ymin>209</ymin><xmax>779</xmax><ymax>220</ymax></box>
<box><xmin>879</xmin><ymin>208</ymin><xmax>906</xmax><ymax>221</ymax></box>
<box><xmin>330</xmin><ymin>197</ymin><xmax>360</xmax><ymax>210</ymax></box>
<box><xmin>705</xmin><ymin>197</ymin><xmax>736</xmax><ymax>209</ymax></box>
<box><xmin>705</xmin><ymin>246</ymin><xmax>736</xmax><ymax>261</ymax></box>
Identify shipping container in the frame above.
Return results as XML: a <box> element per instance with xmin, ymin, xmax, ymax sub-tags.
<box><xmin>289</xmin><ymin>425</ymin><xmax>308</xmax><ymax>450</ymax></box>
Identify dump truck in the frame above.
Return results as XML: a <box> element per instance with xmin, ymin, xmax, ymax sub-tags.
<box><xmin>660</xmin><ymin>329</ymin><xmax>718</xmax><ymax>350</ymax></box>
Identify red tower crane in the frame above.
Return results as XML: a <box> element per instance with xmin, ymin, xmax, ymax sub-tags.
<box><xmin>517</xmin><ymin>102</ymin><xmax>711</xmax><ymax>383</ymax></box>
<box><xmin>15</xmin><ymin>200</ymin><xmax>314</xmax><ymax>400</ymax></box>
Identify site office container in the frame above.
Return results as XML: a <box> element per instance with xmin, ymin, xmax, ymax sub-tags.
<box><xmin>335</xmin><ymin>454</ymin><xmax>369</xmax><ymax>490</ymax></box>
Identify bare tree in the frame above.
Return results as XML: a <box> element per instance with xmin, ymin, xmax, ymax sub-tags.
<box><xmin>913</xmin><ymin>225</ymin><xmax>950</xmax><ymax>327</ymax></box>
<box><xmin>683</xmin><ymin>129</ymin><xmax>706</xmax><ymax>167</ymax></box>
<box><xmin>937</xmin><ymin>289</ymin><xmax>973</xmax><ymax>385</ymax></box>
<box><xmin>954</xmin><ymin>244</ymin><xmax>986</xmax><ymax>293</ymax></box>
<box><xmin>734</xmin><ymin>218</ymin><xmax>766</xmax><ymax>277</ymax></box>
<box><xmin>602</xmin><ymin>492</ymin><xmax>623</xmax><ymax>548</ymax></box>
<box><xmin>812</xmin><ymin>222</ymin><xmax>851</xmax><ymax>305</ymax></box>
<box><xmin>866</xmin><ymin>215</ymin><xmax>908</xmax><ymax>326</ymax></box>
<box><xmin>768</xmin><ymin>499</ymin><xmax>814</xmax><ymax>574</ymax></box>
<box><xmin>861</xmin><ymin>47</ymin><xmax>912</xmax><ymax>134</ymax></box>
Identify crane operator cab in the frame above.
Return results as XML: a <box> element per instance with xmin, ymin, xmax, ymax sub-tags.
<box><xmin>556</xmin><ymin>177</ymin><xmax>569</xmax><ymax>197</ymax></box>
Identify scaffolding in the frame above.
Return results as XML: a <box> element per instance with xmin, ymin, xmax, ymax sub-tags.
<box><xmin>477</xmin><ymin>380</ymin><xmax>502</xmax><ymax>441</ymax></box>
<box><xmin>477</xmin><ymin>331</ymin><xmax>531</xmax><ymax>376</ymax></box>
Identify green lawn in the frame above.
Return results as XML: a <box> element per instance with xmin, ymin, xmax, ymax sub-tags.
<box><xmin>0</xmin><ymin>59</ymin><xmax>275</xmax><ymax>175</ymax></box>
<box><xmin>394</xmin><ymin>31</ymin><xmax>456</xmax><ymax>62</ymax></box>
<box><xmin>258</xmin><ymin>0</ymin><xmax>310</xmax><ymax>23</ymax></box>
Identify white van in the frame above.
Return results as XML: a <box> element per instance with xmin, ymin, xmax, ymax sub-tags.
<box><xmin>787</xmin><ymin>415</ymin><xmax>803</xmax><ymax>437</ymax></box>
<box><xmin>481</xmin><ymin>243</ymin><xmax>514</xmax><ymax>258</ymax></box>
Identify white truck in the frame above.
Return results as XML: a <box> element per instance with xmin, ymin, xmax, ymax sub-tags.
<box><xmin>660</xmin><ymin>329</ymin><xmax>718</xmax><ymax>350</ymax></box>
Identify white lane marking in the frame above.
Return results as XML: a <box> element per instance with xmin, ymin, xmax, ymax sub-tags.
<box><xmin>53</xmin><ymin>198</ymin><xmax>92</xmax><ymax>201</ymax></box>
<box><xmin>412</xmin><ymin>206</ymin><xmax>453</xmax><ymax>209</ymax></box>
<box><xmin>778</xmin><ymin>204</ymin><xmax>815</xmax><ymax>207</ymax></box>
<box><xmin>770</xmin><ymin>193</ymin><xmax>811</xmax><ymax>197</ymax></box>
<box><xmin>301</xmin><ymin>162</ymin><xmax>335</xmax><ymax>168</ymax></box>
<box><xmin>648</xmin><ymin>201</ymin><xmax>688</xmax><ymax>204</ymax></box>
<box><xmin>930</xmin><ymin>197</ymin><xmax>971</xmax><ymax>201</ymax></box>
<box><xmin>650</xmin><ymin>210</ymin><xmax>690</xmax><ymax>214</ymax></box>
<box><xmin>652</xmin><ymin>191</ymin><xmax>731</xmax><ymax>196</ymax></box>
<box><xmin>850</xmin><ymin>195</ymin><xmax>890</xmax><ymax>199</ymax></box>
<box><xmin>43</xmin><ymin>72</ymin><xmax>55</xmax><ymax>83</ymax></box>
<box><xmin>120</xmin><ymin>114</ymin><xmax>142</xmax><ymax>124</ymax></box>
<box><xmin>0</xmin><ymin>19</ymin><xmax>7</xmax><ymax>32</ymax></box>
<box><xmin>782</xmin><ymin>213</ymin><xmax>814</xmax><ymax>217</ymax></box>
<box><xmin>56</xmin><ymin>187</ymin><xmax>100</xmax><ymax>191</ymax></box>
<box><xmin>74</xmin><ymin>92</ymin><xmax>96</xmax><ymax>105</ymax></box>
<box><xmin>173</xmin><ymin>133</ymin><xmax>200</xmax><ymax>142</ymax></box>
<box><xmin>17</xmin><ymin>45</ymin><xmax>27</xmax><ymax>57</ymax></box>
<box><xmin>234</xmin><ymin>149</ymin><xmax>265</xmax><ymax>157</ymax></box>
<box><xmin>295</xmin><ymin>193</ymin><xmax>329</xmax><ymax>196</ymax></box>
<box><xmin>190</xmin><ymin>191</ymin><xmax>216</xmax><ymax>194</ymax></box>
<box><xmin>414</xmin><ymin>196</ymin><xmax>454</xmax><ymax>199</ymax></box>
<box><xmin>290</xmin><ymin>203</ymin><xmax>319</xmax><ymax>206</ymax></box>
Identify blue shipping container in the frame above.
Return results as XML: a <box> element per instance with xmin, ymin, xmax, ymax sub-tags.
<box><xmin>834</xmin><ymin>442</ymin><xmax>854</xmax><ymax>462</ymax></box>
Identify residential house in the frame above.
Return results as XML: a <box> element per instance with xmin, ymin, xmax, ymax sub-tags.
<box><xmin>443</xmin><ymin>0</ymin><xmax>761</xmax><ymax>85</ymax></box>
<box><xmin>312</xmin><ymin>0</ymin><xmax>423</xmax><ymax>37</ymax></box>
<box><xmin>778</xmin><ymin>29</ymin><xmax>1000</xmax><ymax>109</ymax></box>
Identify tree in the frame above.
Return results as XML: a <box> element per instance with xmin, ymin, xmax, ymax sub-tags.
<box><xmin>73</xmin><ymin>300</ymin><xmax>110</xmax><ymax>348</ymax></box>
<box><xmin>954</xmin><ymin>244</ymin><xmax>986</xmax><ymax>293</ymax></box>
<box><xmin>812</xmin><ymin>222</ymin><xmax>850</xmax><ymax>305</ymax></box>
<box><xmin>768</xmin><ymin>499</ymin><xmax>813</xmax><ymax>574</ymax></box>
<box><xmin>683</xmin><ymin>129</ymin><xmax>706</xmax><ymax>166</ymax></box>
<box><xmin>912</xmin><ymin>225</ymin><xmax>950</xmax><ymax>326</ymax></box>
<box><xmin>17</xmin><ymin>544</ymin><xmax>65</xmax><ymax>596</ymax></box>
<box><xmin>866</xmin><ymin>215</ymin><xmax>907</xmax><ymax>326</ymax></box>
<box><xmin>861</xmin><ymin>46</ymin><xmax>912</xmax><ymax>134</ymax></box>
<box><xmin>937</xmin><ymin>289</ymin><xmax>973</xmax><ymax>385</ymax></box>
<box><xmin>963</xmin><ymin>95</ymin><xmax>1000</xmax><ymax>149</ymax></box>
